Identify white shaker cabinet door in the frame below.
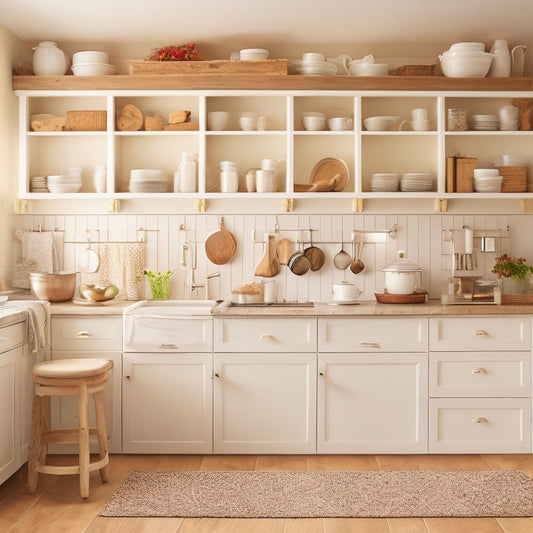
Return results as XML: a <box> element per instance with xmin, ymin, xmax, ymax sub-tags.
<box><xmin>122</xmin><ymin>353</ymin><xmax>212</xmax><ymax>454</ymax></box>
<box><xmin>317</xmin><ymin>353</ymin><xmax>428</xmax><ymax>454</ymax></box>
<box><xmin>213</xmin><ymin>353</ymin><xmax>316</xmax><ymax>454</ymax></box>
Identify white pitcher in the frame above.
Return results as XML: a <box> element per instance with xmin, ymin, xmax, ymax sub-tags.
<box><xmin>326</xmin><ymin>54</ymin><xmax>352</xmax><ymax>75</ymax></box>
<box><xmin>511</xmin><ymin>45</ymin><xmax>528</xmax><ymax>77</ymax></box>
<box><xmin>32</xmin><ymin>41</ymin><xmax>69</xmax><ymax>76</ymax></box>
<box><xmin>488</xmin><ymin>39</ymin><xmax>511</xmax><ymax>77</ymax></box>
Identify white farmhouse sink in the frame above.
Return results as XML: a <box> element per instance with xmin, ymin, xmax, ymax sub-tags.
<box><xmin>125</xmin><ymin>299</ymin><xmax>218</xmax><ymax>316</ymax></box>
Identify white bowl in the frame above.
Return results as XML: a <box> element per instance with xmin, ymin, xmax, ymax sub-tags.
<box><xmin>351</xmin><ymin>63</ymin><xmax>389</xmax><ymax>76</ymax></box>
<box><xmin>240</xmin><ymin>48</ymin><xmax>269</xmax><ymax>60</ymax></box>
<box><xmin>327</xmin><ymin>117</ymin><xmax>353</xmax><ymax>131</ymax></box>
<box><xmin>71</xmin><ymin>63</ymin><xmax>117</xmax><ymax>76</ymax></box>
<box><xmin>363</xmin><ymin>116</ymin><xmax>400</xmax><ymax>131</ymax></box>
<box><xmin>439</xmin><ymin>54</ymin><xmax>492</xmax><ymax>78</ymax></box>
<box><xmin>474</xmin><ymin>168</ymin><xmax>500</xmax><ymax>178</ymax></box>
<box><xmin>72</xmin><ymin>50</ymin><xmax>109</xmax><ymax>65</ymax></box>
<box><xmin>303</xmin><ymin>115</ymin><xmax>327</xmax><ymax>131</ymax></box>
<box><xmin>449</xmin><ymin>42</ymin><xmax>486</xmax><ymax>53</ymax></box>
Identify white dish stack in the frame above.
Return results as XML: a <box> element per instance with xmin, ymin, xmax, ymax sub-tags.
<box><xmin>371</xmin><ymin>172</ymin><xmax>400</xmax><ymax>192</ymax></box>
<box><xmin>400</xmin><ymin>173</ymin><xmax>433</xmax><ymax>192</ymax></box>
<box><xmin>47</xmin><ymin>174</ymin><xmax>82</xmax><ymax>193</ymax></box>
<box><xmin>30</xmin><ymin>176</ymin><xmax>48</xmax><ymax>193</ymax></box>
<box><xmin>71</xmin><ymin>50</ymin><xmax>117</xmax><ymax>76</ymax></box>
<box><xmin>471</xmin><ymin>114</ymin><xmax>499</xmax><ymax>131</ymax></box>
<box><xmin>294</xmin><ymin>53</ymin><xmax>337</xmax><ymax>76</ymax></box>
<box><xmin>498</xmin><ymin>105</ymin><xmax>519</xmax><ymax>131</ymax></box>
<box><xmin>129</xmin><ymin>169</ymin><xmax>170</xmax><ymax>193</ymax></box>
<box><xmin>473</xmin><ymin>168</ymin><xmax>502</xmax><ymax>192</ymax></box>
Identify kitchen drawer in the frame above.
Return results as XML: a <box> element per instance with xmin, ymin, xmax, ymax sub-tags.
<box><xmin>124</xmin><ymin>314</ymin><xmax>212</xmax><ymax>353</ymax></box>
<box><xmin>429</xmin><ymin>317</ymin><xmax>531</xmax><ymax>351</ymax></box>
<box><xmin>0</xmin><ymin>322</ymin><xmax>25</xmax><ymax>353</ymax></box>
<box><xmin>429</xmin><ymin>351</ymin><xmax>532</xmax><ymax>398</ymax></box>
<box><xmin>429</xmin><ymin>398</ymin><xmax>531</xmax><ymax>453</ymax></box>
<box><xmin>214</xmin><ymin>317</ymin><xmax>316</xmax><ymax>352</ymax></box>
<box><xmin>318</xmin><ymin>317</ymin><xmax>428</xmax><ymax>352</ymax></box>
<box><xmin>52</xmin><ymin>316</ymin><xmax>122</xmax><ymax>351</ymax></box>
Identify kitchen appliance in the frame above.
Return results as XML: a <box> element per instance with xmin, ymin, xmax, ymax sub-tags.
<box><xmin>382</xmin><ymin>251</ymin><xmax>422</xmax><ymax>294</ymax></box>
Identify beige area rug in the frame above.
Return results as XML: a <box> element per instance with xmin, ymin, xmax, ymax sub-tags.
<box><xmin>100</xmin><ymin>470</ymin><xmax>533</xmax><ymax>518</ymax></box>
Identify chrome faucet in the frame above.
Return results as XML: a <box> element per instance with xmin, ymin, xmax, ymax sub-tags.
<box><xmin>185</xmin><ymin>240</ymin><xmax>220</xmax><ymax>298</ymax></box>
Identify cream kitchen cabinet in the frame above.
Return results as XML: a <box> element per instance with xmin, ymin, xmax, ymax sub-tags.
<box><xmin>50</xmin><ymin>316</ymin><xmax>122</xmax><ymax>453</ymax></box>
<box><xmin>428</xmin><ymin>317</ymin><xmax>532</xmax><ymax>453</ymax></box>
<box><xmin>213</xmin><ymin>317</ymin><xmax>316</xmax><ymax>453</ymax></box>
<box><xmin>0</xmin><ymin>320</ymin><xmax>27</xmax><ymax>486</ymax></box>
<box><xmin>14</xmin><ymin>77</ymin><xmax>533</xmax><ymax>204</ymax></box>
<box><xmin>122</xmin><ymin>353</ymin><xmax>212</xmax><ymax>453</ymax></box>
<box><xmin>318</xmin><ymin>317</ymin><xmax>428</xmax><ymax>453</ymax></box>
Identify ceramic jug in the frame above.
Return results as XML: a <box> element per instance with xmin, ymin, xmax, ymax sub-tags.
<box><xmin>488</xmin><ymin>39</ymin><xmax>511</xmax><ymax>77</ymax></box>
<box><xmin>326</xmin><ymin>54</ymin><xmax>352</xmax><ymax>75</ymax></box>
<box><xmin>32</xmin><ymin>41</ymin><xmax>68</xmax><ymax>76</ymax></box>
<box><xmin>511</xmin><ymin>45</ymin><xmax>528</xmax><ymax>76</ymax></box>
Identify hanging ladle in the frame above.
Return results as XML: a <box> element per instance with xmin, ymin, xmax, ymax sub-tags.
<box><xmin>333</xmin><ymin>241</ymin><xmax>352</xmax><ymax>270</ymax></box>
<box><xmin>349</xmin><ymin>232</ymin><xmax>365</xmax><ymax>274</ymax></box>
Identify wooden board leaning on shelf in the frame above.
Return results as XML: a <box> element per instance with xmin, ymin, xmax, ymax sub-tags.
<box><xmin>129</xmin><ymin>59</ymin><xmax>289</xmax><ymax>76</ymax></box>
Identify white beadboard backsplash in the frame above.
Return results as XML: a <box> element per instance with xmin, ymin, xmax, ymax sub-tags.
<box><xmin>14</xmin><ymin>212</ymin><xmax>526</xmax><ymax>302</ymax></box>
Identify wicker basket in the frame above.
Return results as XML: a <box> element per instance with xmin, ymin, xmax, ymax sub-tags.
<box><xmin>67</xmin><ymin>110</ymin><xmax>107</xmax><ymax>131</ymax></box>
<box><xmin>395</xmin><ymin>64</ymin><xmax>436</xmax><ymax>76</ymax></box>
<box><xmin>502</xmin><ymin>293</ymin><xmax>533</xmax><ymax>304</ymax></box>
<box><xmin>499</xmin><ymin>166</ymin><xmax>528</xmax><ymax>192</ymax></box>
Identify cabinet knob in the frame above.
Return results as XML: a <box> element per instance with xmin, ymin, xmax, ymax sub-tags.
<box><xmin>319</xmin><ymin>371</ymin><xmax>325</xmax><ymax>376</ymax></box>
<box><xmin>214</xmin><ymin>373</ymin><xmax>220</xmax><ymax>378</ymax></box>
<box><xmin>474</xmin><ymin>329</ymin><xmax>489</xmax><ymax>337</ymax></box>
<box><xmin>472</xmin><ymin>367</ymin><xmax>487</xmax><ymax>374</ymax></box>
<box><xmin>473</xmin><ymin>417</ymin><xmax>489</xmax><ymax>424</ymax></box>
<box><xmin>76</xmin><ymin>331</ymin><xmax>92</xmax><ymax>338</ymax></box>
<box><xmin>360</xmin><ymin>342</ymin><xmax>381</xmax><ymax>348</ymax></box>
<box><xmin>260</xmin><ymin>334</ymin><xmax>277</xmax><ymax>342</ymax></box>
<box><xmin>124</xmin><ymin>375</ymin><xmax>132</xmax><ymax>382</ymax></box>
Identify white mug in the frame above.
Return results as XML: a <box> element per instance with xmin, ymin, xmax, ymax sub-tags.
<box><xmin>255</xmin><ymin>169</ymin><xmax>276</xmax><ymax>192</ymax></box>
<box><xmin>239</xmin><ymin>115</ymin><xmax>257</xmax><ymax>131</ymax></box>
<box><xmin>411</xmin><ymin>108</ymin><xmax>428</xmax><ymax>121</ymax></box>
<box><xmin>264</xmin><ymin>280</ymin><xmax>277</xmax><ymax>303</ymax></box>
<box><xmin>220</xmin><ymin>170</ymin><xmax>238</xmax><ymax>193</ymax></box>
<box><xmin>410</xmin><ymin>120</ymin><xmax>430</xmax><ymax>131</ymax></box>
<box><xmin>245</xmin><ymin>168</ymin><xmax>257</xmax><ymax>192</ymax></box>
<box><xmin>207</xmin><ymin>111</ymin><xmax>229</xmax><ymax>131</ymax></box>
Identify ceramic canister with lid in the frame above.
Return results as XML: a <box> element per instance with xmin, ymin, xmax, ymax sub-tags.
<box><xmin>382</xmin><ymin>251</ymin><xmax>422</xmax><ymax>294</ymax></box>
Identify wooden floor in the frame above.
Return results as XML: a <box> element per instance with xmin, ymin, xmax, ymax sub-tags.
<box><xmin>2</xmin><ymin>453</ymin><xmax>533</xmax><ymax>533</ymax></box>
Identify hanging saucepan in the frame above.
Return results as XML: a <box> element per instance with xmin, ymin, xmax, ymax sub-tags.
<box><xmin>288</xmin><ymin>241</ymin><xmax>312</xmax><ymax>276</ymax></box>
<box><xmin>304</xmin><ymin>234</ymin><xmax>325</xmax><ymax>271</ymax></box>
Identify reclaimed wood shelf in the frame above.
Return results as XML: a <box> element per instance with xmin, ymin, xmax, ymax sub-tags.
<box><xmin>12</xmin><ymin>75</ymin><xmax>533</xmax><ymax>92</ymax></box>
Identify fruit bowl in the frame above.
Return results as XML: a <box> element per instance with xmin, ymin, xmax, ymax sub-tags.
<box><xmin>79</xmin><ymin>284</ymin><xmax>119</xmax><ymax>302</ymax></box>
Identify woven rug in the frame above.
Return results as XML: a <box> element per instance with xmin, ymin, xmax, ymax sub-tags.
<box><xmin>100</xmin><ymin>470</ymin><xmax>533</xmax><ymax>518</ymax></box>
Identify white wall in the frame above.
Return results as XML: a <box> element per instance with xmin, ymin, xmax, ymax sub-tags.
<box><xmin>0</xmin><ymin>23</ymin><xmax>23</xmax><ymax>289</ymax></box>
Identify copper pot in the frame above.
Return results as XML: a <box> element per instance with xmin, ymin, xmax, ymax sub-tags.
<box><xmin>29</xmin><ymin>272</ymin><xmax>76</xmax><ymax>302</ymax></box>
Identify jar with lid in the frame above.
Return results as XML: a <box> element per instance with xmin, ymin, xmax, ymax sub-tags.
<box><xmin>32</xmin><ymin>41</ymin><xmax>69</xmax><ymax>76</ymax></box>
<box><xmin>447</xmin><ymin>108</ymin><xmax>467</xmax><ymax>131</ymax></box>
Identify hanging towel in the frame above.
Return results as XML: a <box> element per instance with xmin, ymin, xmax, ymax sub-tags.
<box><xmin>81</xmin><ymin>242</ymin><xmax>146</xmax><ymax>300</ymax></box>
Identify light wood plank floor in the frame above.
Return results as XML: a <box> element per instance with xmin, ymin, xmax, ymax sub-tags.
<box><xmin>1</xmin><ymin>454</ymin><xmax>533</xmax><ymax>533</ymax></box>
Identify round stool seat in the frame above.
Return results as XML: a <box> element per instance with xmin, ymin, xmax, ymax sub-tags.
<box><xmin>33</xmin><ymin>358</ymin><xmax>113</xmax><ymax>379</ymax></box>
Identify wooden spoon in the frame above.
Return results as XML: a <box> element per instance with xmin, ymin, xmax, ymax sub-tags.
<box><xmin>204</xmin><ymin>217</ymin><xmax>237</xmax><ymax>265</ymax></box>
<box><xmin>254</xmin><ymin>234</ymin><xmax>280</xmax><ymax>277</ymax></box>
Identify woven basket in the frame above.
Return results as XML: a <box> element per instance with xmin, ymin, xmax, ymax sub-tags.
<box><xmin>395</xmin><ymin>64</ymin><xmax>436</xmax><ymax>76</ymax></box>
<box><xmin>502</xmin><ymin>293</ymin><xmax>533</xmax><ymax>304</ymax></box>
<box><xmin>67</xmin><ymin>110</ymin><xmax>107</xmax><ymax>131</ymax></box>
<box><xmin>499</xmin><ymin>166</ymin><xmax>528</xmax><ymax>192</ymax></box>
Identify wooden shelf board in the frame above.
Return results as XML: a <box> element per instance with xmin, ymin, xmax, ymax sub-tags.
<box><xmin>12</xmin><ymin>75</ymin><xmax>533</xmax><ymax>92</ymax></box>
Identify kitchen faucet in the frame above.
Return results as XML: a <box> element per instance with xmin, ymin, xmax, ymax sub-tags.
<box><xmin>185</xmin><ymin>240</ymin><xmax>220</xmax><ymax>298</ymax></box>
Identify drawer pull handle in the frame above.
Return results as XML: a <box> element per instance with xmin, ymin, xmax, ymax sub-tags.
<box><xmin>75</xmin><ymin>331</ymin><xmax>92</xmax><ymax>338</ymax></box>
<box><xmin>472</xmin><ymin>367</ymin><xmax>487</xmax><ymax>374</ymax></box>
<box><xmin>260</xmin><ymin>334</ymin><xmax>277</xmax><ymax>342</ymax></box>
<box><xmin>159</xmin><ymin>343</ymin><xmax>178</xmax><ymax>349</ymax></box>
<box><xmin>474</xmin><ymin>329</ymin><xmax>489</xmax><ymax>337</ymax></box>
<box><xmin>360</xmin><ymin>342</ymin><xmax>381</xmax><ymax>348</ymax></box>
<box><xmin>473</xmin><ymin>417</ymin><xmax>489</xmax><ymax>424</ymax></box>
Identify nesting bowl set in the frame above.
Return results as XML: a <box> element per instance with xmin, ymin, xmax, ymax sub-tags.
<box><xmin>71</xmin><ymin>50</ymin><xmax>117</xmax><ymax>76</ymax></box>
<box><xmin>439</xmin><ymin>42</ymin><xmax>494</xmax><ymax>78</ymax></box>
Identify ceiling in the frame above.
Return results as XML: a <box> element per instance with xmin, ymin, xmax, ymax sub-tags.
<box><xmin>1</xmin><ymin>0</ymin><xmax>532</xmax><ymax>63</ymax></box>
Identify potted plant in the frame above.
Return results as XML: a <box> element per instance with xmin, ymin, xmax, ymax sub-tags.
<box><xmin>144</xmin><ymin>270</ymin><xmax>174</xmax><ymax>300</ymax></box>
<box><xmin>491</xmin><ymin>254</ymin><xmax>533</xmax><ymax>295</ymax></box>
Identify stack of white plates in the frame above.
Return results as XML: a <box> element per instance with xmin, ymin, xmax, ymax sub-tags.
<box><xmin>400</xmin><ymin>173</ymin><xmax>433</xmax><ymax>192</ymax></box>
<box><xmin>474</xmin><ymin>175</ymin><xmax>502</xmax><ymax>192</ymax></box>
<box><xmin>47</xmin><ymin>174</ymin><xmax>82</xmax><ymax>193</ymax></box>
<box><xmin>371</xmin><ymin>172</ymin><xmax>399</xmax><ymax>192</ymax></box>
<box><xmin>293</xmin><ymin>60</ymin><xmax>337</xmax><ymax>76</ymax></box>
<box><xmin>30</xmin><ymin>176</ymin><xmax>48</xmax><ymax>193</ymax></box>
<box><xmin>471</xmin><ymin>114</ymin><xmax>499</xmax><ymax>131</ymax></box>
<box><xmin>499</xmin><ymin>118</ymin><xmax>519</xmax><ymax>131</ymax></box>
<box><xmin>129</xmin><ymin>169</ymin><xmax>169</xmax><ymax>193</ymax></box>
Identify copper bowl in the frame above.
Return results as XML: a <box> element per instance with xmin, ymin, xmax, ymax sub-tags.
<box><xmin>29</xmin><ymin>272</ymin><xmax>76</xmax><ymax>302</ymax></box>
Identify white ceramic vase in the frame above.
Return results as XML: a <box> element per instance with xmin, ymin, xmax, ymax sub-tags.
<box><xmin>32</xmin><ymin>41</ymin><xmax>69</xmax><ymax>76</ymax></box>
<box><xmin>488</xmin><ymin>40</ymin><xmax>511</xmax><ymax>77</ymax></box>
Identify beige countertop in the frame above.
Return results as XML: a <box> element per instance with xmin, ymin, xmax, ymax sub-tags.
<box><xmin>50</xmin><ymin>299</ymin><xmax>135</xmax><ymax>315</ymax></box>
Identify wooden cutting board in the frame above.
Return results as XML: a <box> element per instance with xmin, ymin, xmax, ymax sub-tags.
<box><xmin>204</xmin><ymin>218</ymin><xmax>237</xmax><ymax>265</ymax></box>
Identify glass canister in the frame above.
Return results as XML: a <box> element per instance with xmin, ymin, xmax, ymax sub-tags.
<box><xmin>447</xmin><ymin>108</ymin><xmax>467</xmax><ymax>131</ymax></box>
<box><xmin>32</xmin><ymin>41</ymin><xmax>69</xmax><ymax>76</ymax></box>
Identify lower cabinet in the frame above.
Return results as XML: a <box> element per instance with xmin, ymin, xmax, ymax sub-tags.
<box><xmin>122</xmin><ymin>353</ymin><xmax>212</xmax><ymax>453</ymax></box>
<box><xmin>317</xmin><ymin>353</ymin><xmax>428</xmax><ymax>454</ymax></box>
<box><xmin>213</xmin><ymin>353</ymin><xmax>316</xmax><ymax>454</ymax></box>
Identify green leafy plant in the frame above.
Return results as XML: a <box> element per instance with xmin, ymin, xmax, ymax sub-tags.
<box><xmin>144</xmin><ymin>270</ymin><xmax>174</xmax><ymax>300</ymax></box>
<box><xmin>492</xmin><ymin>254</ymin><xmax>533</xmax><ymax>281</ymax></box>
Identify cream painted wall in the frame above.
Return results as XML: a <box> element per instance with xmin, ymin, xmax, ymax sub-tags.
<box><xmin>0</xmin><ymin>23</ymin><xmax>24</xmax><ymax>288</ymax></box>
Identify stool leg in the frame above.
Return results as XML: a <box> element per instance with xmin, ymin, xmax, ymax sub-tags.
<box><xmin>94</xmin><ymin>389</ymin><xmax>109</xmax><ymax>483</ymax></box>
<box><xmin>78</xmin><ymin>381</ymin><xmax>90</xmax><ymax>499</ymax></box>
<box><xmin>28</xmin><ymin>394</ymin><xmax>44</xmax><ymax>492</ymax></box>
<box><xmin>39</xmin><ymin>396</ymin><xmax>51</xmax><ymax>465</ymax></box>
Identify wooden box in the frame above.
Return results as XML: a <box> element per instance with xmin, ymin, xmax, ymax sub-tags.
<box><xmin>446</xmin><ymin>156</ymin><xmax>477</xmax><ymax>193</ymax></box>
<box><xmin>499</xmin><ymin>166</ymin><xmax>528</xmax><ymax>192</ymax></box>
<box><xmin>129</xmin><ymin>59</ymin><xmax>288</xmax><ymax>76</ymax></box>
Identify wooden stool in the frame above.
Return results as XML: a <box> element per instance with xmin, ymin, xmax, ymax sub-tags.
<box><xmin>28</xmin><ymin>358</ymin><xmax>113</xmax><ymax>499</ymax></box>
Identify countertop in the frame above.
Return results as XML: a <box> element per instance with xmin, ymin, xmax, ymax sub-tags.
<box><xmin>42</xmin><ymin>299</ymin><xmax>533</xmax><ymax>317</ymax></box>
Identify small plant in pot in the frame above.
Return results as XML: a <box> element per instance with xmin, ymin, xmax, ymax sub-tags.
<box><xmin>492</xmin><ymin>254</ymin><xmax>533</xmax><ymax>294</ymax></box>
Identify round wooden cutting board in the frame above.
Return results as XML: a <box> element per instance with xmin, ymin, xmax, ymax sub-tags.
<box><xmin>204</xmin><ymin>217</ymin><xmax>237</xmax><ymax>265</ymax></box>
